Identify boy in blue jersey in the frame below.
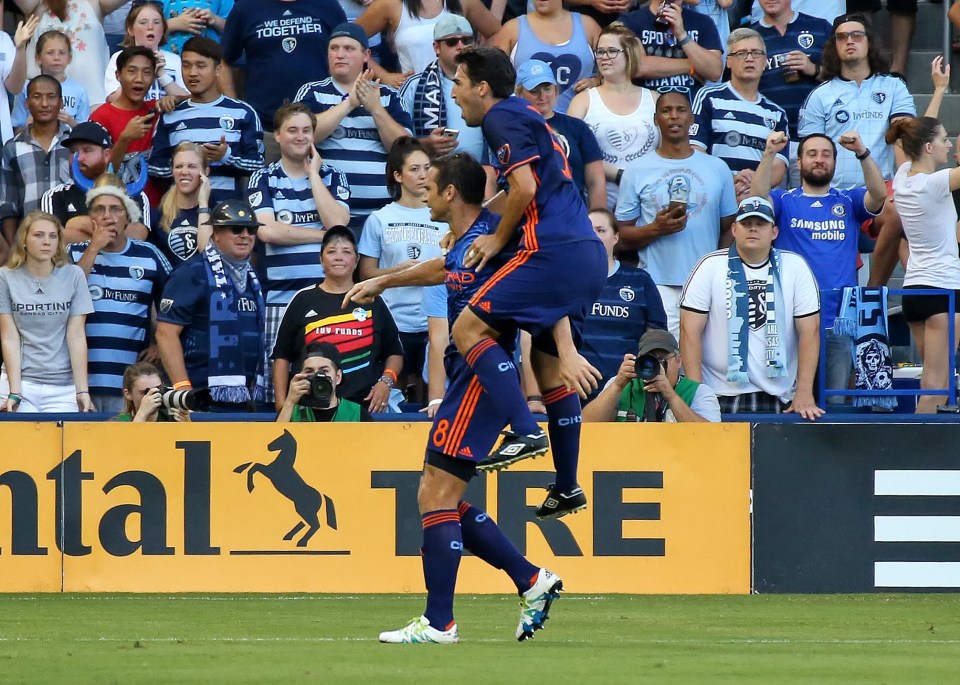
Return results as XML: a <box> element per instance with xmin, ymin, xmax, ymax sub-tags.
<box><xmin>450</xmin><ymin>47</ymin><xmax>607</xmax><ymax>519</ymax></box>
<box><xmin>148</xmin><ymin>37</ymin><xmax>263</xmax><ymax>204</ymax></box>
<box><xmin>751</xmin><ymin>129</ymin><xmax>887</xmax><ymax>404</ymax></box>
<box><xmin>346</xmin><ymin>153</ymin><xmax>564</xmax><ymax>645</ymax></box>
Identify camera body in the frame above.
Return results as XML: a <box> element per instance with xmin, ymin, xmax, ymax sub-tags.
<box><xmin>300</xmin><ymin>371</ymin><xmax>334</xmax><ymax>408</ymax></box>
<box><xmin>634</xmin><ymin>354</ymin><xmax>664</xmax><ymax>382</ymax></box>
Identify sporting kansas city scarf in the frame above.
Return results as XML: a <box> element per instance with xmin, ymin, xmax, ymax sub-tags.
<box><xmin>202</xmin><ymin>243</ymin><xmax>266</xmax><ymax>404</ymax></box>
<box><xmin>726</xmin><ymin>245</ymin><xmax>787</xmax><ymax>383</ymax></box>
<box><xmin>411</xmin><ymin>59</ymin><xmax>446</xmax><ymax>139</ymax></box>
<box><xmin>833</xmin><ymin>286</ymin><xmax>895</xmax><ymax>409</ymax></box>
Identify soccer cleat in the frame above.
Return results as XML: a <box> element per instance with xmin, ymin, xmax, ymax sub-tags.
<box><xmin>535</xmin><ymin>484</ymin><xmax>587</xmax><ymax>519</ymax></box>
<box><xmin>516</xmin><ymin>568</ymin><xmax>564</xmax><ymax>641</ymax></box>
<box><xmin>379</xmin><ymin>616</ymin><xmax>460</xmax><ymax>644</ymax></box>
<box><xmin>476</xmin><ymin>430</ymin><xmax>549</xmax><ymax>472</ymax></box>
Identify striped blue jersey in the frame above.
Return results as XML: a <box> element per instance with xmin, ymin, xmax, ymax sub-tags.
<box><xmin>294</xmin><ymin>77</ymin><xmax>413</xmax><ymax>231</ymax></box>
<box><xmin>67</xmin><ymin>239</ymin><xmax>173</xmax><ymax>395</ymax></box>
<box><xmin>752</xmin><ymin>12</ymin><xmax>833</xmax><ymax>137</ymax></box>
<box><xmin>691</xmin><ymin>82</ymin><xmax>789</xmax><ymax>173</ymax></box>
<box><xmin>148</xmin><ymin>95</ymin><xmax>264</xmax><ymax>202</ymax></box>
<box><xmin>247</xmin><ymin>160</ymin><xmax>351</xmax><ymax>306</ymax></box>
<box><xmin>798</xmin><ymin>73</ymin><xmax>916</xmax><ymax>189</ymax></box>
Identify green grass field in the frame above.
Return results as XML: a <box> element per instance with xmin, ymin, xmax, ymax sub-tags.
<box><xmin>1</xmin><ymin>594</ymin><xmax>958</xmax><ymax>684</ymax></box>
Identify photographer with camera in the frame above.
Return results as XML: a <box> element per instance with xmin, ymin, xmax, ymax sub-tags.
<box><xmin>582</xmin><ymin>329</ymin><xmax>720</xmax><ymax>423</ymax></box>
<box><xmin>277</xmin><ymin>342</ymin><xmax>373</xmax><ymax>423</ymax></box>
<box><xmin>113</xmin><ymin>361</ymin><xmax>194</xmax><ymax>422</ymax></box>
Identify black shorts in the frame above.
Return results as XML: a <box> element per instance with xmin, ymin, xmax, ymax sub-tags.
<box><xmin>901</xmin><ymin>285</ymin><xmax>960</xmax><ymax>323</ymax></box>
<box><xmin>844</xmin><ymin>0</ymin><xmax>917</xmax><ymax>15</ymax></box>
<box><xmin>425</xmin><ymin>448</ymin><xmax>477</xmax><ymax>483</ymax></box>
<box><xmin>398</xmin><ymin>331</ymin><xmax>428</xmax><ymax>380</ymax></box>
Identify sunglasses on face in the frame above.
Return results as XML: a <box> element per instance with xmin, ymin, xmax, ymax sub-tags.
<box><xmin>656</xmin><ymin>85</ymin><xmax>691</xmax><ymax>95</ymax></box>
<box><xmin>835</xmin><ymin>30</ymin><xmax>867</xmax><ymax>43</ymax></box>
<box><xmin>440</xmin><ymin>36</ymin><xmax>474</xmax><ymax>48</ymax></box>
<box><xmin>223</xmin><ymin>225</ymin><xmax>258</xmax><ymax>235</ymax></box>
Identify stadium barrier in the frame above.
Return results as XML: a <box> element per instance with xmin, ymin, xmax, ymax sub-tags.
<box><xmin>753</xmin><ymin>423</ymin><xmax>960</xmax><ymax>593</ymax></box>
<box><xmin>0</xmin><ymin>422</ymin><xmax>750</xmax><ymax>594</ymax></box>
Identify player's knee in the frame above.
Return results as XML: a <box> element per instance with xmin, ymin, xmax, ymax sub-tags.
<box><xmin>452</xmin><ymin>314</ymin><xmax>481</xmax><ymax>354</ymax></box>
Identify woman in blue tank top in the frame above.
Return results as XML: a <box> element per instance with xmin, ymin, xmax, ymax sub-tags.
<box><xmin>493</xmin><ymin>0</ymin><xmax>600</xmax><ymax>114</ymax></box>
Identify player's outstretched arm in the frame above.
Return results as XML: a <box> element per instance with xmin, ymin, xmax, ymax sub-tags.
<box><xmin>342</xmin><ymin>258</ymin><xmax>446</xmax><ymax>307</ymax></box>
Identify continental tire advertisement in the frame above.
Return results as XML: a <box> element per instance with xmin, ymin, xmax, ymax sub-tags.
<box><xmin>0</xmin><ymin>422</ymin><xmax>750</xmax><ymax>593</ymax></box>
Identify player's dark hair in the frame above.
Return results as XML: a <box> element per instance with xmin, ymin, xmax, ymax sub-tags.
<box><xmin>36</xmin><ymin>30</ymin><xmax>72</xmax><ymax>57</ymax></box>
<box><xmin>797</xmin><ymin>133</ymin><xmax>837</xmax><ymax>159</ymax></box>
<box><xmin>455</xmin><ymin>47</ymin><xmax>516</xmax><ymax>99</ymax></box>
<box><xmin>27</xmin><ymin>74</ymin><xmax>62</xmax><ymax>99</ymax></box>
<box><xmin>386</xmin><ymin>137</ymin><xmax>428</xmax><ymax>200</ymax></box>
<box><xmin>116</xmin><ymin>45</ymin><xmax>158</xmax><ymax>73</ymax></box>
<box><xmin>432</xmin><ymin>153</ymin><xmax>485</xmax><ymax>207</ymax></box>
<box><xmin>273</xmin><ymin>101</ymin><xmax>317</xmax><ymax>134</ymax></box>
<box><xmin>820</xmin><ymin>13</ymin><xmax>888</xmax><ymax>80</ymax></box>
<box><xmin>181</xmin><ymin>36</ymin><xmax>223</xmax><ymax>63</ymax></box>
<box><xmin>886</xmin><ymin>116</ymin><xmax>943</xmax><ymax>161</ymax></box>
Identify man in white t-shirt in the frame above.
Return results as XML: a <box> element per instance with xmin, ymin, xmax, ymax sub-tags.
<box><xmin>679</xmin><ymin>195</ymin><xmax>824</xmax><ymax>419</ymax></box>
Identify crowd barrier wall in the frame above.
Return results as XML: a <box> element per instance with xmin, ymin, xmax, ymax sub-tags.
<box><xmin>753</xmin><ymin>423</ymin><xmax>960</xmax><ymax>593</ymax></box>
<box><xmin>0</xmin><ymin>422</ymin><xmax>750</xmax><ymax>594</ymax></box>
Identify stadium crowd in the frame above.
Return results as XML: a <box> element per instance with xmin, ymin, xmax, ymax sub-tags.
<box><xmin>0</xmin><ymin>0</ymin><xmax>957</xmax><ymax>419</ymax></box>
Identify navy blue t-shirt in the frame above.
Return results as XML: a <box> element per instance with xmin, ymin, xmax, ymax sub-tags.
<box><xmin>752</xmin><ymin>12</ymin><xmax>833</xmax><ymax>137</ymax></box>
<box><xmin>222</xmin><ymin>0</ymin><xmax>347</xmax><ymax>127</ymax></box>
<box><xmin>618</xmin><ymin>6</ymin><xmax>723</xmax><ymax>99</ymax></box>
<box><xmin>157</xmin><ymin>256</ymin><xmax>263</xmax><ymax>388</ymax></box>
<box><xmin>483</xmin><ymin>97</ymin><xmax>594</xmax><ymax>248</ymax></box>
<box><xmin>546</xmin><ymin>112</ymin><xmax>603</xmax><ymax>201</ymax></box>
<box><xmin>149</xmin><ymin>206</ymin><xmax>201</xmax><ymax>265</ymax></box>
<box><xmin>580</xmin><ymin>264</ymin><xmax>667</xmax><ymax>399</ymax></box>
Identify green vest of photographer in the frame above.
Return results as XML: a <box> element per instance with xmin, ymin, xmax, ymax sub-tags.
<box><xmin>290</xmin><ymin>399</ymin><xmax>363</xmax><ymax>422</ymax></box>
<box><xmin>616</xmin><ymin>377</ymin><xmax>701</xmax><ymax>422</ymax></box>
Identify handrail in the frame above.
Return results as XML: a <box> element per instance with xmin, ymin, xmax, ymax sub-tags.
<box><xmin>819</xmin><ymin>287</ymin><xmax>957</xmax><ymax>408</ymax></box>
<box><xmin>944</xmin><ymin>0</ymin><xmax>952</xmax><ymax>94</ymax></box>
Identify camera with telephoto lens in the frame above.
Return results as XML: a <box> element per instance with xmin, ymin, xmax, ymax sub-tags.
<box><xmin>157</xmin><ymin>386</ymin><xmax>212</xmax><ymax>412</ymax></box>
<box><xmin>634</xmin><ymin>354</ymin><xmax>664</xmax><ymax>382</ymax></box>
<box><xmin>300</xmin><ymin>372</ymin><xmax>334</xmax><ymax>408</ymax></box>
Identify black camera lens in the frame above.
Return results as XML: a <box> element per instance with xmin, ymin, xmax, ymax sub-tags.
<box><xmin>635</xmin><ymin>354</ymin><xmax>663</xmax><ymax>382</ymax></box>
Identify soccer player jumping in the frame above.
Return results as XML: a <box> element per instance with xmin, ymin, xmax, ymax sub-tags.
<box><xmin>347</xmin><ymin>154</ymin><xmax>565</xmax><ymax>644</ymax></box>
<box><xmin>450</xmin><ymin>47</ymin><xmax>607</xmax><ymax>518</ymax></box>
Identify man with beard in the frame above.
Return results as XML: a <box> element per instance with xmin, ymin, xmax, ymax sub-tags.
<box><xmin>41</xmin><ymin>122</ymin><xmax>150</xmax><ymax>243</ymax></box>
<box><xmin>751</xmin><ymin>129</ymin><xmax>886</xmax><ymax>404</ymax></box>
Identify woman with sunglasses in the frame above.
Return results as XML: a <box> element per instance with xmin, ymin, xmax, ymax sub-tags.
<box><xmin>16</xmin><ymin>0</ymin><xmax>129</xmax><ymax>107</ymax></box>
<box><xmin>156</xmin><ymin>199</ymin><xmax>268</xmax><ymax>412</ymax></box>
<box><xmin>0</xmin><ymin>211</ymin><xmax>94</xmax><ymax>412</ymax></box>
<box><xmin>150</xmin><ymin>141</ymin><xmax>212</xmax><ymax>264</ymax></box>
<box><xmin>356</xmin><ymin>0</ymin><xmax>501</xmax><ymax>87</ymax></box>
<box><xmin>492</xmin><ymin>0</ymin><xmax>600</xmax><ymax>114</ymax></box>
<box><xmin>567</xmin><ymin>22</ymin><xmax>658</xmax><ymax>210</ymax></box>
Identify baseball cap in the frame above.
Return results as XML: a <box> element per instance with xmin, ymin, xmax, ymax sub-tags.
<box><xmin>321</xmin><ymin>224</ymin><xmax>357</xmax><ymax>250</ymax></box>
<box><xmin>736</xmin><ymin>196</ymin><xmax>775</xmax><ymax>223</ymax></box>
<box><xmin>637</xmin><ymin>329</ymin><xmax>680</xmax><ymax>357</ymax></box>
<box><xmin>329</xmin><ymin>22</ymin><xmax>368</xmax><ymax>50</ymax></box>
<box><xmin>434</xmin><ymin>14</ymin><xmax>473</xmax><ymax>41</ymax></box>
<box><xmin>516</xmin><ymin>59</ymin><xmax>557</xmax><ymax>90</ymax></box>
<box><xmin>300</xmin><ymin>341</ymin><xmax>342</xmax><ymax>369</ymax></box>
<box><xmin>63</xmin><ymin>121</ymin><xmax>112</xmax><ymax>149</ymax></box>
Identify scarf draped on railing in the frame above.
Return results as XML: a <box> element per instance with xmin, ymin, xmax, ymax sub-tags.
<box><xmin>833</xmin><ymin>286</ymin><xmax>895</xmax><ymax>409</ymax></box>
<box><xmin>726</xmin><ymin>245</ymin><xmax>787</xmax><ymax>383</ymax></box>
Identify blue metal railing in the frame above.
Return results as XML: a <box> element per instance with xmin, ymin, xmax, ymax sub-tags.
<box><xmin>819</xmin><ymin>288</ymin><xmax>957</xmax><ymax>408</ymax></box>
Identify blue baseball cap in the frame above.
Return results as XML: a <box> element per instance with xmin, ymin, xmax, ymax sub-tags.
<box><xmin>736</xmin><ymin>196</ymin><xmax>775</xmax><ymax>223</ymax></box>
<box><xmin>330</xmin><ymin>22</ymin><xmax>368</xmax><ymax>50</ymax></box>
<box><xmin>516</xmin><ymin>59</ymin><xmax>556</xmax><ymax>90</ymax></box>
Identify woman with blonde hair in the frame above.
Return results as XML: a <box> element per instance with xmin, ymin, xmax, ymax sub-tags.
<box><xmin>567</xmin><ymin>22</ymin><xmax>658</xmax><ymax>209</ymax></box>
<box><xmin>150</xmin><ymin>141</ymin><xmax>212</xmax><ymax>264</ymax></box>
<box><xmin>0</xmin><ymin>211</ymin><xmax>94</xmax><ymax>412</ymax></box>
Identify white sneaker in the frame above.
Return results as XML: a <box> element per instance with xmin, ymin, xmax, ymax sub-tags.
<box><xmin>516</xmin><ymin>568</ymin><xmax>563</xmax><ymax>641</ymax></box>
<box><xmin>379</xmin><ymin>616</ymin><xmax>460</xmax><ymax>644</ymax></box>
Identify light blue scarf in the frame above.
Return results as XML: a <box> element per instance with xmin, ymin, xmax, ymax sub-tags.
<box><xmin>833</xmin><ymin>286</ymin><xmax>895</xmax><ymax>409</ymax></box>
<box><xmin>726</xmin><ymin>245</ymin><xmax>787</xmax><ymax>383</ymax></box>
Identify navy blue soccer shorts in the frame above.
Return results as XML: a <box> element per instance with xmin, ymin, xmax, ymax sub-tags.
<box><xmin>468</xmin><ymin>238</ymin><xmax>607</xmax><ymax>354</ymax></box>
